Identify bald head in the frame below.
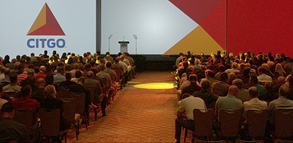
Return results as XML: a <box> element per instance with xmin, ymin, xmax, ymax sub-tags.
<box><xmin>228</xmin><ymin>85</ymin><xmax>238</xmax><ymax>97</ymax></box>
<box><xmin>277</xmin><ymin>76</ymin><xmax>285</xmax><ymax>85</ymax></box>
<box><xmin>248</xmin><ymin>87</ymin><xmax>259</xmax><ymax>98</ymax></box>
<box><xmin>39</xmin><ymin>66</ymin><xmax>46</xmax><ymax>72</ymax></box>
<box><xmin>279</xmin><ymin>85</ymin><xmax>289</xmax><ymax>97</ymax></box>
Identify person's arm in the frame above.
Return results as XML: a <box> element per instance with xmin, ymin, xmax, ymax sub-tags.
<box><xmin>177</xmin><ymin>111</ymin><xmax>186</xmax><ymax>119</ymax></box>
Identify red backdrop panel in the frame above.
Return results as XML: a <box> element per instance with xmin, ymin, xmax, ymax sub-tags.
<box><xmin>228</xmin><ymin>0</ymin><xmax>293</xmax><ymax>57</ymax></box>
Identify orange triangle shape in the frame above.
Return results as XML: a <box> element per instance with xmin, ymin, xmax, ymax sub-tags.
<box><xmin>164</xmin><ymin>26</ymin><xmax>224</xmax><ymax>55</ymax></box>
<box><xmin>27</xmin><ymin>3</ymin><xmax>65</xmax><ymax>36</ymax></box>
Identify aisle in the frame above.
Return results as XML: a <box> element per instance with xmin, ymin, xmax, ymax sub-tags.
<box><xmin>67</xmin><ymin>71</ymin><xmax>178</xmax><ymax>143</ymax></box>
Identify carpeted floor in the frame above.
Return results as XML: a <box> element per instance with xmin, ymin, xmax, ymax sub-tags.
<box><xmin>66</xmin><ymin>71</ymin><xmax>183</xmax><ymax>143</ymax></box>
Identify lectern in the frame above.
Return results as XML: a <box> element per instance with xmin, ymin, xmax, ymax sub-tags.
<box><xmin>118</xmin><ymin>41</ymin><xmax>129</xmax><ymax>53</ymax></box>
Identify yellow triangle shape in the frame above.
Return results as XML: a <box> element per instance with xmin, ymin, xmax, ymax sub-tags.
<box><xmin>164</xmin><ymin>26</ymin><xmax>224</xmax><ymax>55</ymax></box>
<box><xmin>27</xmin><ymin>4</ymin><xmax>47</xmax><ymax>35</ymax></box>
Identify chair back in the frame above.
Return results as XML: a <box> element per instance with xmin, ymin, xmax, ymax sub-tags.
<box><xmin>246</xmin><ymin>110</ymin><xmax>268</xmax><ymax>137</ymax></box>
<box><xmin>3</xmin><ymin>92</ymin><xmax>19</xmax><ymax>101</ymax></box>
<box><xmin>275</xmin><ymin>109</ymin><xmax>293</xmax><ymax>138</ymax></box>
<box><xmin>38</xmin><ymin>108</ymin><xmax>61</xmax><ymax>137</ymax></box>
<box><xmin>13</xmin><ymin>109</ymin><xmax>35</xmax><ymax>135</ymax></box>
<box><xmin>219</xmin><ymin>110</ymin><xmax>242</xmax><ymax>137</ymax></box>
<box><xmin>112</xmin><ymin>67</ymin><xmax>123</xmax><ymax>81</ymax></box>
<box><xmin>193</xmin><ymin>108</ymin><xmax>214</xmax><ymax>137</ymax></box>
<box><xmin>73</xmin><ymin>92</ymin><xmax>85</xmax><ymax>115</ymax></box>
<box><xmin>61</xmin><ymin>98</ymin><xmax>75</xmax><ymax>123</ymax></box>
<box><xmin>56</xmin><ymin>87</ymin><xmax>72</xmax><ymax>99</ymax></box>
<box><xmin>86</xmin><ymin>87</ymin><xmax>101</xmax><ymax>104</ymax></box>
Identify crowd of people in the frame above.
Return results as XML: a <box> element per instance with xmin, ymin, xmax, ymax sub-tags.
<box><xmin>175</xmin><ymin>51</ymin><xmax>293</xmax><ymax>142</ymax></box>
<box><xmin>0</xmin><ymin>50</ymin><xmax>135</xmax><ymax>142</ymax></box>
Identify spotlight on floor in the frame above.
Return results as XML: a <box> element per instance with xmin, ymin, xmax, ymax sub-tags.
<box><xmin>133</xmin><ymin>82</ymin><xmax>175</xmax><ymax>89</ymax></box>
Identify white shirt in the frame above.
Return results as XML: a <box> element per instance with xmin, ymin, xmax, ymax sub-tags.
<box><xmin>243</xmin><ymin>97</ymin><xmax>268</xmax><ymax>111</ymax></box>
<box><xmin>178</xmin><ymin>96</ymin><xmax>207</xmax><ymax>120</ymax></box>
<box><xmin>257</xmin><ymin>74</ymin><xmax>272</xmax><ymax>83</ymax></box>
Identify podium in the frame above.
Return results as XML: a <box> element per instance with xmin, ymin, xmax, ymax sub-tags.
<box><xmin>118</xmin><ymin>41</ymin><xmax>129</xmax><ymax>53</ymax></box>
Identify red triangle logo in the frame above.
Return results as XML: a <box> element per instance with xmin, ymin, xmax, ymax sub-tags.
<box><xmin>27</xmin><ymin>3</ymin><xmax>65</xmax><ymax>36</ymax></box>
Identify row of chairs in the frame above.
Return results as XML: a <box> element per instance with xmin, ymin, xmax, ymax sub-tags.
<box><xmin>184</xmin><ymin>109</ymin><xmax>293</xmax><ymax>143</ymax></box>
<box><xmin>11</xmin><ymin>91</ymin><xmax>86</xmax><ymax>143</ymax></box>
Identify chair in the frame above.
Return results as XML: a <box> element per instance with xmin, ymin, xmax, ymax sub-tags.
<box><xmin>274</xmin><ymin>109</ymin><xmax>293</xmax><ymax>142</ymax></box>
<box><xmin>219</xmin><ymin>110</ymin><xmax>242</xmax><ymax>141</ymax></box>
<box><xmin>13</xmin><ymin>109</ymin><xmax>36</xmax><ymax>141</ymax></box>
<box><xmin>61</xmin><ymin>98</ymin><xmax>80</xmax><ymax>140</ymax></box>
<box><xmin>86</xmin><ymin>87</ymin><xmax>101</xmax><ymax>120</ymax></box>
<box><xmin>189</xmin><ymin>108</ymin><xmax>215</xmax><ymax>143</ymax></box>
<box><xmin>239</xmin><ymin>110</ymin><xmax>268</xmax><ymax>142</ymax></box>
<box><xmin>56</xmin><ymin>87</ymin><xmax>71</xmax><ymax>99</ymax></box>
<box><xmin>38</xmin><ymin>108</ymin><xmax>68</xmax><ymax>143</ymax></box>
<box><xmin>3</xmin><ymin>92</ymin><xmax>19</xmax><ymax>101</ymax></box>
<box><xmin>73</xmin><ymin>92</ymin><xmax>88</xmax><ymax>129</ymax></box>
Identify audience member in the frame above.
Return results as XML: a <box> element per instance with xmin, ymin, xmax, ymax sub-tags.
<box><xmin>232</xmin><ymin>79</ymin><xmax>249</xmax><ymax>102</ymax></box>
<box><xmin>34</xmin><ymin>65</ymin><xmax>47</xmax><ymax>80</ymax></box>
<box><xmin>215</xmin><ymin>85</ymin><xmax>243</xmax><ymax>117</ymax></box>
<box><xmin>193</xmin><ymin>80</ymin><xmax>218</xmax><ymax>108</ymax></box>
<box><xmin>41</xmin><ymin>85</ymin><xmax>71</xmax><ymax>131</ymax></box>
<box><xmin>0</xmin><ymin>102</ymin><xmax>29</xmax><ymax>142</ymax></box>
<box><xmin>53</xmin><ymin>66</ymin><xmax>66</xmax><ymax>83</ymax></box>
<box><xmin>212</xmin><ymin>72</ymin><xmax>230</xmax><ymax>97</ymax></box>
<box><xmin>249</xmin><ymin>76</ymin><xmax>265</xmax><ymax>94</ymax></box>
<box><xmin>175</xmin><ymin>93</ymin><xmax>206</xmax><ymax>143</ymax></box>
<box><xmin>243</xmin><ymin>87</ymin><xmax>267</xmax><ymax>112</ymax></box>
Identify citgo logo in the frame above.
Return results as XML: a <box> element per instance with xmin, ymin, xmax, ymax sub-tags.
<box><xmin>27</xmin><ymin>3</ymin><xmax>66</xmax><ymax>48</ymax></box>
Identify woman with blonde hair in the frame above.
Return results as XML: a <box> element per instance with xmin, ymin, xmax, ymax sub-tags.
<box><xmin>41</xmin><ymin>85</ymin><xmax>71</xmax><ymax>131</ymax></box>
<box><xmin>275</xmin><ymin>63</ymin><xmax>286</xmax><ymax>76</ymax></box>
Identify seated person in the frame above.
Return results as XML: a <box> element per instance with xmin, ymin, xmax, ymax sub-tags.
<box><xmin>31</xmin><ymin>78</ymin><xmax>46</xmax><ymax>104</ymax></box>
<box><xmin>41</xmin><ymin>85</ymin><xmax>71</xmax><ymax>131</ymax></box>
<box><xmin>12</xmin><ymin>85</ymin><xmax>40</xmax><ymax>122</ymax></box>
<box><xmin>0</xmin><ymin>102</ymin><xmax>29</xmax><ymax>142</ymax></box>
<box><xmin>175</xmin><ymin>93</ymin><xmax>207</xmax><ymax>143</ymax></box>
<box><xmin>69</xmin><ymin>78</ymin><xmax>91</xmax><ymax>119</ymax></box>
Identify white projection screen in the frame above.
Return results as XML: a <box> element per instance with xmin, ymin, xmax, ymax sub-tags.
<box><xmin>0</xmin><ymin>0</ymin><xmax>96</xmax><ymax>58</ymax></box>
<box><xmin>101</xmin><ymin>0</ymin><xmax>196</xmax><ymax>55</ymax></box>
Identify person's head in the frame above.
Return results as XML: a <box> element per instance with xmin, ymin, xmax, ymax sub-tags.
<box><xmin>189</xmin><ymin>74</ymin><xmax>197</xmax><ymax>83</ymax></box>
<box><xmin>249</xmin><ymin>76</ymin><xmax>258</xmax><ymax>86</ymax></box>
<box><xmin>75</xmin><ymin>70</ymin><xmax>82</xmax><ymax>78</ymax></box>
<box><xmin>228</xmin><ymin>73</ymin><xmax>237</xmax><ymax>84</ymax></box>
<box><xmin>106</xmin><ymin>62</ymin><xmax>112</xmax><ymax>68</ymax></box>
<box><xmin>98</xmin><ymin>64</ymin><xmax>106</xmax><ymax>71</ymax></box>
<box><xmin>200</xmin><ymin>80</ymin><xmax>210</xmax><ymax>91</ymax></box>
<box><xmin>258</xmin><ymin>67</ymin><xmax>266</xmax><ymax>75</ymax></box>
<box><xmin>36</xmin><ymin>78</ymin><xmax>46</xmax><ymax>89</ymax></box>
<box><xmin>57</xmin><ymin>66</ymin><xmax>64</xmax><ymax>74</ymax></box>
<box><xmin>264</xmin><ymin>81</ymin><xmax>274</xmax><ymax>91</ymax></box>
<box><xmin>220</xmin><ymin>72</ymin><xmax>228</xmax><ymax>83</ymax></box>
<box><xmin>279</xmin><ymin>84</ymin><xmax>289</xmax><ymax>97</ymax></box>
<box><xmin>87</xmin><ymin>71</ymin><xmax>94</xmax><ymax>79</ymax></box>
<box><xmin>249</xmin><ymin>69</ymin><xmax>257</xmax><ymax>77</ymax></box>
<box><xmin>1</xmin><ymin>102</ymin><xmax>16</xmax><ymax>118</ymax></box>
<box><xmin>232</xmin><ymin>79</ymin><xmax>243</xmax><ymax>89</ymax></box>
<box><xmin>39</xmin><ymin>66</ymin><xmax>46</xmax><ymax>73</ymax></box>
<box><xmin>65</xmin><ymin>72</ymin><xmax>72</xmax><ymax>81</ymax></box>
<box><xmin>248</xmin><ymin>87</ymin><xmax>259</xmax><ymax>99</ymax></box>
<box><xmin>228</xmin><ymin>85</ymin><xmax>238</xmax><ymax>97</ymax></box>
<box><xmin>44</xmin><ymin>85</ymin><xmax>56</xmax><ymax>99</ymax></box>
<box><xmin>277</xmin><ymin>76</ymin><xmax>285</xmax><ymax>85</ymax></box>
<box><xmin>20</xmin><ymin>85</ymin><xmax>32</xmax><ymax>98</ymax></box>
<box><xmin>9</xmin><ymin>73</ymin><xmax>17</xmax><ymax>84</ymax></box>
<box><xmin>45</xmin><ymin>73</ymin><xmax>54</xmax><ymax>85</ymax></box>
<box><xmin>231</xmin><ymin>62</ymin><xmax>238</xmax><ymax>69</ymax></box>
